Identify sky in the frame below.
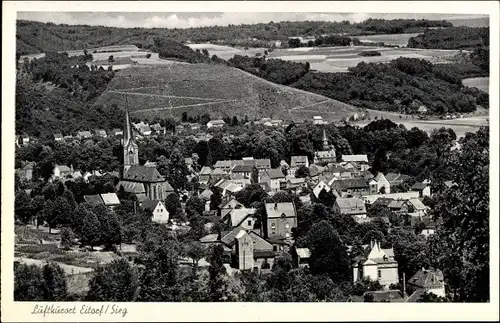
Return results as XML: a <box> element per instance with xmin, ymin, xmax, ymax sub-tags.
<box><xmin>16</xmin><ymin>12</ymin><xmax>488</xmax><ymax>29</ymax></box>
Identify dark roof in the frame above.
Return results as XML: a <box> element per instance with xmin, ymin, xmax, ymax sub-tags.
<box><xmin>123</xmin><ymin>165</ymin><xmax>165</xmax><ymax>183</ymax></box>
<box><xmin>140</xmin><ymin>200</ymin><xmax>161</xmax><ymax>212</ymax></box>
<box><xmin>331</xmin><ymin>178</ymin><xmax>369</xmax><ymax>190</ymax></box>
<box><xmin>265</xmin><ymin>168</ymin><xmax>285</xmax><ymax>179</ymax></box>
<box><xmin>232</xmin><ymin>165</ymin><xmax>255</xmax><ymax>173</ymax></box>
<box><xmin>83</xmin><ymin>195</ymin><xmax>104</xmax><ymax>205</ymax></box>
<box><xmin>406</xmin><ymin>289</ymin><xmax>425</xmax><ymax>303</ymax></box>
<box><xmin>408</xmin><ymin>268</ymin><xmax>444</xmax><ymax>289</ymax></box>
<box><xmin>220</xmin><ymin>226</ymin><xmax>244</xmax><ymax>247</ymax></box>
<box><xmin>411</xmin><ymin>182</ymin><xmax>428</xmax><ymax>190</ymax></box>
<box><xmin>372</xmin><ymin>197</ymin><xmax>394</xmax><ymax>207</ymax></box>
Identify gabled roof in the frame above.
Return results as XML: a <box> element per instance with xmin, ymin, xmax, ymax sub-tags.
<box><xmin>230</xmin><ymin>208</ymin><xmax>257</xmax><ymax>227</ymax></box>
<box><xmin>199</xmin><ymin>166</ymin><xmax>213</xmax><ymax>175</ymax></box>
<box><xmin>374</xmin><ymin>172</ymin><xmax>386</xmax><ymax>182</ymax></box>
<box><xmin>296</xmin><ymin>248</ymin><xmax>311</xmax><ymax>259</ymax></box>
<box><xmin>331</xmin><ymin>178</ymin><xmax>369</xmax><ymax>190</ymax></box>
<box><xmin>387</xmin><ymin>200</ymin><xmax>407</xmax><ymax>209</ymax></box>
<box><xmin>411</xmin><ymin>182</ymin><xmax>428</xmax><ymax>190</ymax></box>
<box><xmin>141</xmin><ymin>200</ymin><xmax>163</xmax><ymax>212</ymax></box>
<box><xmin>84</xmin><ymin>195</ymin><xmax>104</xmax><ymax>205</ymax></box>
<box><xmin>290</xmin><ymin>156</ymin><xmax>308</xmax><ymax>167</ymax></box>
<box><xmin>208</xmin><ymin>119</ymin><xmax>226</xmax><ymax>125</ymax></box>
<box><xmin>221</xmin><ymin>198</ymin><xmax>243</xmax><ymax>210</ymax></box>
<box><xmin>408</xmin><ymin>268</ymin><xmax>444</xmax><ymax>289</ymax></box>
<box><xmin>335</xmin><ymin>198</ymin><xmax>366</xmax><ymax>212</ymax></box>
<box><xmin>364</xmin><ymin>290</ymin><xmax>404</xmax><ymax>303</ymax></box>
<box><xmin>199</xmin><ymin>233</ymin><xmax>220</xmax><ymax>243</ymax></box>
<box><xmin>220</xmin><ymin>226</ymin><xmax>245</xmax><ymax>247</ymax></box>
<box><xmin>200</xmin><ymin>188</ymin><xmax>213</xmax><ymax>200</ymax></box>
<box><xmin>123</xmin><ymin>165</ymin><xmax>164</xmax><ymax>183</ymax></box>
<box><xmin>385</xmin><ymin>173</ymin><xmax>411</xmax><ymax>183</ymax></box>
<box><xmin>232</xmin><ymin>164</ymin><xmax>255</xmax><ymax>173</ymax></box>
<box><xmin>100</xmin><ymin>193</ymin><xmax>120</xmax><ymax>205</ymax></box>
<box><xmin>56</xmin><ymin>164</ymin><xmax>72</xmax><ymax>173</ymax></box>
<box><xmin>372</xmin><ymin>197</ymin><xmax>394</xmax><ymax>207</ymax></box>
<box><xmin>265</xmin><ymin>168</ymin><xmax>285</xmax><ymax>179</ymax></box>
<box><xmin>341</xmin><ymin>155</ymin><xmax>368</xmax><ymax>163</ymax></box>
<box><xmin>265</xmin><ymin>202</ymin><xmax>297</xmax><ymax>219</ymax></box>
<box><xmin>309</xmin><ymin>164</ymin><xmax>326</xmax><ymax>177</ymax></box>
<box><xmin>408</xmin><ymin>198</ymin><xmax>427</xmax><ymax>211</ymax></box>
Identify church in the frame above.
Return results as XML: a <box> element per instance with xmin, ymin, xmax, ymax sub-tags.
<box><xmin>116</xmin><ymin>109</ymin><xmax>173</xmax><ymax>201</ymax></box>
<box><xmin>313</xmin><ymin>129</ymin><xmax>337</xmax><ymax>165</ymax></box>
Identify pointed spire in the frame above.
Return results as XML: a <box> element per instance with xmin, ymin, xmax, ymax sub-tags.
<box><xmin>124</xmin><ymin>106</ymin><xmax>133</xmax><ymax>146</ymax></box>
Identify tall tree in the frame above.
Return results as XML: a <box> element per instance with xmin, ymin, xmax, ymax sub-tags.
<box><xmin>86</xmin><ymin>259</ymin><xmax>139</xmax><ymax>301</ymax></box>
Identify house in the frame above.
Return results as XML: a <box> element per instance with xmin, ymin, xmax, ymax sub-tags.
<box><xmin>341</xmin><ymin>154</ymin><xmax>369</xmax><ymax>164</ymax></box>
<box><xmin>16</xmin><ymin>162</ymin><xmax>34</xmax><ymax>181</ymax></box>
<box><xmin>100</xmin><ymin>193</ymin><xmax>121</xmax><ymax>209</ymax></box>
<box><xmin>275</xmin><ymin>40</ymin><xmax>282</xmax><ymax>47</ymax></box>
<box><xmin>290</xmin><ymin>156</ymin><xmax>309</xmax><ymax>175</ymax></box>
<box><xmin>95</xmin><ymin>129</ymin><xmax>107</xmax><ymax>138</ymax></box>
<box><xmin>53</xmin><ymin>164</ymin><xmax>73</xmax><ymax>180</ymax></box>
<box><xmin>77</xmin><ymin>131</ymin><xmax>92</xmax><ymax>139</ymax></box>
<box><xmin>252</xmin><ymin>159</ymin><xmax>271</xmax><ymax>171</ymax></box>
<box><xmin>231</xmin><ymin>164</ymin><xmax>256</xmax><ymax>180</ymax></box>
<box><xmin>207</xmin><ymin>119</ymin><xmax>226</xmax><ymax>128</ymax></box>
<box><xmin>138</xmin><ymin>124</ymin><xmax>152</xmax><ymax>136</ymax></box>
<box><xmin>308</xmin><ymin>164</ymin><xmax>326</xmax><ymax>181</ymax></box>
<box><xmin>313</xmin><ymin>180</ymin><xmax>330</xmax><ymax>198</ymax></box>
<box><xmin>226</xmin><ymin>208</ymin><xmax>258</xmax><ymax>230</ymax></box>
<box><xmin>151</xmin><ymin>123</ymin><xmax>166</xmax><ymax>135</ymax></box>
<box><xmin>314</xmin><ymin>130</ymin><xmax>336</xmax><ymax>165</ymax></box>
<box><xmin>111</xmin><ymin>128</ymin><xmax>123</xmax><ymax>137</ymax></box>
<box><xmin>199</xmin><ymin>188</ymin><xmax>214</xmax><ymax>201</ymax></box>
<box><xmin>220</xmin><ymin>199</ymin><xmax>245</xmax><ymax>219</ymax></box>
<box><xmin>299</xmin><ymin>195</ymin><xmax>312</xmax><ymax>206</ymax></box>
<box><xmin>331</xmin><ymin>178</ymin><xmax>377</xmax><ymax>198</ymax></box>
<box><xmin>418</xmin><ymin>105</ymin><xmax>428</xmax><ymax>114</ymax></box>
<box><xmin>260</xmin><ymin>168</ymin><xmax>286</xmax><ymax>193</ymax></box>
<box><xmin>362</xmin><ymin>191</ymin><xmax>420</xmax><ymax>204</ymax></box>
<box><xmin>235</xmin><ymin>230</ymin><xmax>254</xmax><ymax>270</ymax></box>
<box><xmin>407</xmin><ymin>198</ymin><xmax>428</xmax><ymax>216</ymax></box>
<box><xmin>54</xmin><ymin>133</ymin><xmax>64</xmax><ymax>141</ymax></box>
<box><xmin>385</xmin><ymin>173</ymin><xmax>411</xmax><ymax>187</ymax></box>
<box><xmin>371</xmin><ymin>197</ymin><xmax>394</xmax><ymax>208</ymax></box>
<box><xmin>21</xmin><ymin>134</ymin><xmax>30</xmax><ymax>145</ymax></box>
<box><xmin>83</xmin><ymin>194</ymin><xmax>104</xmax><ymax>205</ymax></box>
<box><xmin>373</xmin><ymin>172</ymin><xmax>391</xmax><ymax>194</ymax></box>
<box><xmin>352</xmin><ymin>240</ymin><xmax>399</xmax><ymax>287</ymax></box>
<box><xmin>333</xmin><ymin>197</ymin><xmax>367</xmax><ymax>220</ymax></box>
<box><xmin>141</xmin><ymin>200</ymin><xmax>169</xmax><ymax>224</ymax></box>
<box><xmin>199</xmin><ymin>166</ymin><xmax>213</xmax><ymax>184</ymax></box>
<box><xmin>406</xmin><ymin>268</ymin><xmax>445</xmax><ymax>299</ymax></box>
<box><xmin>312</xmin><ymin>116</ymin><xmax>327</xmax><ymax>125</ymax></box>
<box><xmin>291</xmin><ymin>247</ymin><xmax>311</xmax><ymax>268</ymax></box>
<box><xmin>411</xmin><ymin>181</ymin><xmax>431</xmax><ymax>197</ymax></box>
<box><xmin>286</xmin><ymin>177</ymin><xmax>308</xmax><ymax>194</ymax></box>
<box><xmin>265</xmin><ymin>202</ymin><xmax>297</xmax><ymax>241</ymax></box>
<box><xmin>214</xmin><ymin>160</ymin><xmax>243</xmax><ymax>173</ymax></box>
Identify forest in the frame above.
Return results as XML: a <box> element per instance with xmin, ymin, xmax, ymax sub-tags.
<box><xmin>292</xmin><ymin>57</ymin><xmax>489</xmax><ymax>114</ymax></box>
<box><xmin>17</xmin><ymin>18</ymin><xmax>454</xmax><ymax>54</ymax></box>
<box><xmin>407</xmin><ymin>27</ymin><xmax>489</xmax><ymax>50</ymax></box>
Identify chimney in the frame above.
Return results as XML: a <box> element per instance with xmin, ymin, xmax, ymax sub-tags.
<box><xmin>370</xmin><ymin>240</ymin><xmax>374</xmax><ymax>249</ymax></box>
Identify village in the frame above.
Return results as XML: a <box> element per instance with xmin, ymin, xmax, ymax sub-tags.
<box><xmin>14</xmin><ymin>108</ymin><xmax>455</xmax><ymax>303</ymax></box>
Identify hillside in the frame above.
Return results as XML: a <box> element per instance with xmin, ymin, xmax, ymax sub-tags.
<box><xmin>17</xmin><ymin>19</ymin><xmax>453</xmax><ymax>55</ymax></box>
<box><xmin>94</xmin><ymin>63</ymin><xmax>360</xmax><ymax>122</ymax></box>
<box><xmin>407</xmin><ymin>27</ymin><xmax>489</xmax><ymax>50</ymax></box>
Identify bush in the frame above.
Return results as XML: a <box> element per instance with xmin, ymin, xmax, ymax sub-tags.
<box><xmin>17</xmin><ymin>244</ymin><xmax>65</xmax><ymax>255</ymax></box>
<box><xmin>358</xmin><ymin>50</ymin><xmax>381</xmax><ymax>57</ymax></box>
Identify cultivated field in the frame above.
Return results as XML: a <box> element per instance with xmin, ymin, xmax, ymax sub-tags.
<box><xmin>356</xmin><ymin>33</ymin><xmax>421</xmax><ymax>46</ymax></box>
<box><xmin>463</xmin><ymin>77</ymin><xmax>489</xmax><ymax>93</ymax></box>
<box><xmin>188</xmin><ymin>43</ymin><xmax>463</xmax><ymax>73</ymax></box>
<box><xmin>95</xmin><ymin>63</ymin><xmax>362</xmax><ymax>122</ymax></box>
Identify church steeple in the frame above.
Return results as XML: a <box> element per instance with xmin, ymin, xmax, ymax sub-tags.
<box><xmin>122</xmin><ymin>107</ymin><xmax>139</xmax><ymax>173</ymax></box>
<box><xmin>123</xmin><ymin>107</ymin><xmax>133</xmax><ymax>147</ymax></box>
<box><xmin>322</xmin><ymin>129</ymin><xmax>330</xmax><ymax>150</ymax></box>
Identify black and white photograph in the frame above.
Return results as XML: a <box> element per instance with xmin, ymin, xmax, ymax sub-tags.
<box><xmin>2</xmin><ymin>1</ymin><xmax>499</xmax><ymax>321</ymax></box>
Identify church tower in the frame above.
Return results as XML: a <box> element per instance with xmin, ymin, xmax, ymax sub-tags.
<box><xmin>122</xmin><ymin>108</ymin><xmax>139</xmax><ymax>175</ymax></box>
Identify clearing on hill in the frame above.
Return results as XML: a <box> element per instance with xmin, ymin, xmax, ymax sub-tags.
<box><xmin>95</xmin><ymin>63</ymin><xmax>360</xmax><ymax>122</ymax></box>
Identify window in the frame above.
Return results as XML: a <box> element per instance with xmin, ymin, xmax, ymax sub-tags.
<box><xmin>378</xmin><ymin>270</ymin><xmax>382</xmax><ymax>279</ymax></box>
<box><xmin>271</xmin><ymin>223</ymin><xmax>276</xmax><ymax>229</ymax></box>
<box><xmin>247</xmin><ymin>220</ymin><xmax>252</xmax><ymax>226</ymax></box>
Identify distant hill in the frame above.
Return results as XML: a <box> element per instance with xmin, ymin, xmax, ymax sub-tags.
<box><xmin>94</xmin><ymin>63</ymin><xmax>360</xmax><ymax>122</ymax></box>
<box><xmin>449</xmin><ymin>17</ymin><xmax>489</xmax><ymax>28</ymax></box>
<box><xmin>17</xmin><ymin>19</ymin><xmax>454</xmax><ymax>55</ymax></box>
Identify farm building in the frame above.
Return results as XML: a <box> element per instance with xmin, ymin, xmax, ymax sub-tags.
<box><xmin>207</xmin><ymin>119</ymin><xmax>226</xmax><ymax>128</ymax></box>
